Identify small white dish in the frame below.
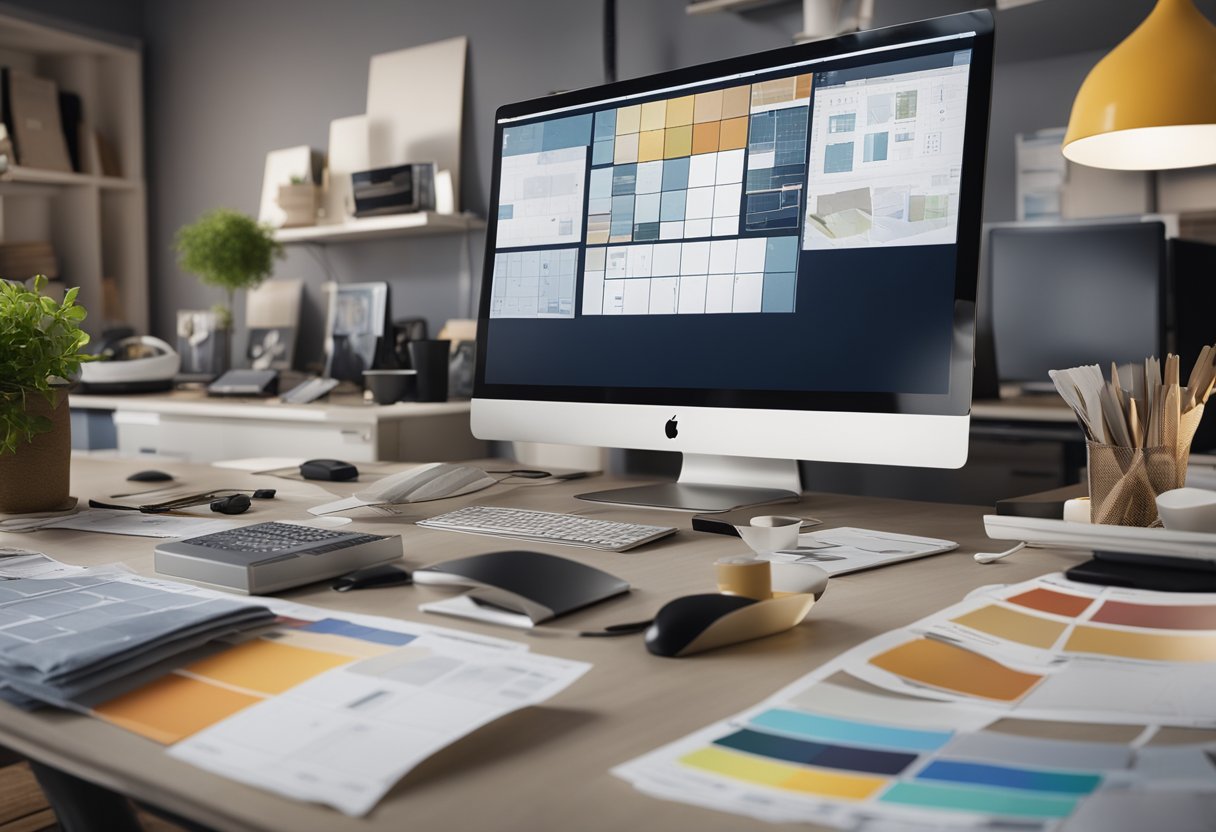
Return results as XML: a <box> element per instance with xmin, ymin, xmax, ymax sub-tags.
<box><xmin>1157</xmin><ymin>488</ymin><xmax>1216</xmax><ymax>533</ymax></box>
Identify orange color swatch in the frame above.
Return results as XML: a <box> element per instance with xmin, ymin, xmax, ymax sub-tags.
<box><xmin>184</xmin><ymin>639</ymin><xmax>354</xmax><ymax>695</ymax></box>
<box><xmin>869</xmin><ymin>638</ymin><xmax>1043</xmax><ymax>702</ymax></box>
<box><xmin>718</xmin><ymin>117</ymin><xmax>749</xmax><ymax>150</ymax></box>
<box><xmin>1066</xmin><ymin>626</ymin><xmax>1216</xmax><ymax>662</ymax></box>
<box><xmin>1007</xmin><ymin>588</ymin><xmax>1093</xmax><ymax>618</ymax></box>
<box><xmin>96</xmin><ymin>675</ymin><xmax>261</xmax><ymax>744</ymax></box>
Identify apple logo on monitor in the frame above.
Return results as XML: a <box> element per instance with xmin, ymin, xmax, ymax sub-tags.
<box><xmin>665</xmin><ymin>416</ymin><xmax>678</xmax><ymax>439</ymax></box>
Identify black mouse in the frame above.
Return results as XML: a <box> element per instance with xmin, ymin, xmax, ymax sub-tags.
<box><xmin>645</xmin><ymin>594</ymin><xmax>758</xmax><ymax>658</ymax></box>
<box><xmin>128</xmin><ymin>469</ymin><xmax>173</xmax><ymax>483</ymax></box>
<box><xmin>300</xmin><ymin>459</ymin><xmax>359</xmax><ymax>482</ymax></box>
<box><xmin>644</xmin><ymin>592</ymin><xmax>818</xmax><ymax>658</ymax></box>
<box><xmin>332</xmin><ymin>564</ymin><xmax>413</xmax><ymax>591</ymax></box>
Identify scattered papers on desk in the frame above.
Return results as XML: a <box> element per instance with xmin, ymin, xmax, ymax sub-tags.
<box><xmin>82</xmin><ymin>584</ymin><xmax>589</xmax><ymax>817</ymax></box>
<box><xmin>0</xmin><ymin>508</ymin><xmax>236</xmax><ymax>538</ymax></box>
<box><xmin>764</xmin><ymin>528</ymin><xmax>957</xmax><ymax>576</ymax></box>
<box><xmin>615</xmin><ymin>574</ymin><xmax>1216</xmax><ymax>830</ymax></box>
<box><xmin>0</xmin><ymin>548</ymin><xmax>131</xmax><ymax>580</ymax></box>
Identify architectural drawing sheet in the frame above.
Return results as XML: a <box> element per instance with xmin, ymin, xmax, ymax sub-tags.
<box><xmin>803</xmin><ymin>58</ymin><xmax>971</xmax><ymax>250</ymax></box>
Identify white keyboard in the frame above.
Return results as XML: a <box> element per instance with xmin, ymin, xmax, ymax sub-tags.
<box><xmin>417</xmin><ymin>505</ymin><xmax>677</xmax><ymax>552</ymax></box>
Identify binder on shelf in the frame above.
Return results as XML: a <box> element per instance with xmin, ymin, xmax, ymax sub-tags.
<box><xmin>3</xmin><ymin>68</ymin><xmax>72</xmax><ymax>172</ymax></box>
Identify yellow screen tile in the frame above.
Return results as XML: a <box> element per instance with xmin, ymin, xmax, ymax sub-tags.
<box><xmin>184</xmin><ymin>638</ymin><xmax>353</xmax><ymax>696</ymax></box>
<box><xmin>640</xmin><ymin>100</ymin><xmax>667</xmax><ymax>132</ymax></box>
<box><xmin>718</xmin><ymin>116</ymin><xmax>749</xmax><ymax>150</ymax></box>
<box><xmin>666</xmin><ymin>95</ymin><xmax>694</xmax><ymax>127</ymax></box>
<box><xmin>638</xmin><ymin>129</ymin><xmax>665</xmax><ymax>162</ymax></box>
<box><xmin>96</xmin><ymin>675</ymin><xmax>261</xmax><ymax>745</ymax></box>
<box><xmin>869</xmin><ymin>638</ymin><xmax>1043</xmax><ymax>702</ymax></box>
<box><xmin>664</xmin><ymin>125</ymin><xmax>693</xmax><ymax>158</ymax></box>
<box><xmin>692</xmin><ymin>121</ymin><xmax>721</xmax><ymax>155</ymax></box>
<box><xmin>951</xmin><ymin>605</ymin><xmax>1067</xmax><ymax>649</ymax></box>
<box><xmin>694</xmin><ymin>89</ymin><xmax>723</xmax><ymax>123</ymax></box>
<box><xmin>1067</xmin><ymin>625</ymin><xmax>1216</xmax><ymax>662</ymax></box>
<box><xmin>614</xmin><ymin>132</ymin><xmax>639</xmax><ymax>164</ymax></box>
<box><xmin>795</xmin><ymin>73</ymin><xmax>813</xmax><ymax>100</ymax></box>
<box><xmin>616</xmin><ymin>104</ymin><xmax>641</xmax><ymax>135</ymax></box>
<box><xmin>721</xmin><ymin>85</ymin><xmax>752</xmax><ymax>119</ymax></box>
<box><xmin>751</xmin><ymin>78</ymin><xmax>794</xmax><ymax>109</ymax></box>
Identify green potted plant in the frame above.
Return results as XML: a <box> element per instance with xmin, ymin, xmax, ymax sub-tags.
<box><xmin>173</xmin><ymin>208</ymin><xmax>283</xmax><ymax>370</ymax></box>
<box><xmin>0</xmin><ymin>276</ymin><xmax>92</xmax><ymax>513</ymax></box>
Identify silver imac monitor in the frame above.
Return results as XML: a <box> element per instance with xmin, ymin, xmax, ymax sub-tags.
<box><xmin>472</xmin><ymin>11</ymin><xmax>995</xmax><ymax>512</ymax></box>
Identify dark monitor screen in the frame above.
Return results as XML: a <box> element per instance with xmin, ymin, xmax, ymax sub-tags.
<box><xmin>474</xmin><ymin>12</ymin><xmax>995</xmax><ymax>419</ymax></box>
<box><xmin>990</xmin><ymin>221</ymin><xmax>1166</xmax><ymax>387</ymax></box>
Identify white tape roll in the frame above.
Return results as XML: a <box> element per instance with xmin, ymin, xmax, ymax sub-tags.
<box><xmin>1063</xmin><ymin>497</ymin><xmax>1091</xmax><ymax>524</ymax></box>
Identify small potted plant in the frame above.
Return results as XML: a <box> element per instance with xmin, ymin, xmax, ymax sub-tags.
<box><xmin>0</xmin><ymin>276</ymin><xmax>92</xmax><ymax>513</ymax></box>
<box><xmin>173</xmin><ymin>209</ymin><xmax>283</xmax><ymax>371</ymax></box>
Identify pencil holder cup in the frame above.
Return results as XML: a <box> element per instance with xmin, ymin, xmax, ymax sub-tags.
<box><xmin>1087</xmin><ymin>403</ymin><xmax>1204</xmax><ymax>526</ymax></box>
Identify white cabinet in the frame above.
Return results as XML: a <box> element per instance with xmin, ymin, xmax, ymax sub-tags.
<box><xmin>0</xmin><ymin>13</ymin><xmax>146</xmax><ymax>335</ymax></box>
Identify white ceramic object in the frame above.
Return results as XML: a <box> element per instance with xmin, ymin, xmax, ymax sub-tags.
<box><xmin>1156</xmin><ymin>488</ymin><xmax>1216</xmax><ymax>533</ymax></box>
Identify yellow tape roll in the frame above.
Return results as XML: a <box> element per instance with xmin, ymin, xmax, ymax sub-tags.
<box><xmin>715</xmin><ymin>556</ymin><xmax>771</xmax><ymax>600</ymax></box>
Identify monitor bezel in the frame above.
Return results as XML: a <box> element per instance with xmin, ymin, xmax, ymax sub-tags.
<box><xmin>474</xmin><ymin>10</ymin><xmax>994</xmax><ymax>418</ymax></box>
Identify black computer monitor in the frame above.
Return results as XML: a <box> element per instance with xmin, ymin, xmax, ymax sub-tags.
<box><xmin>989</xmin><ymin>221</ymin><xmax>1167</xmax><ymax>392</ymax></box>
<box><xmin>473</xmin><ymin>11</ymin><xmax>996</xmax><ymax>510</ymax></box>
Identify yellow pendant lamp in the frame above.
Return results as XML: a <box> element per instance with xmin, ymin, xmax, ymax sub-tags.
<box><xmin>1063</xmin><ymin>0</ymin><xmax>1216</xmax><ymax>170</ymax></box>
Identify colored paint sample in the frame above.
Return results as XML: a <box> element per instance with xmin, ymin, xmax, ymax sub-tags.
<box><xmin>96</xmin><ymin>675</ymin><xmax>261</xmax><ymax>744</ymax></box>
<box><xmin>693</xmin><ymin>89</ymin><xmax>723</xmax><ymax>123</ymax></box>
<box><xmin>301</xmin><ymin>618</ymin><xmax>416</xmax><ymax>647</ymax></box>
<box><xmin>868</xmin><ymin>638</ymin><xmax>1043</xmax><ymax>702</ymax></box>
<box><xmin>752</xmin><ymin>78</ymin><xmax>794</xmax><ymax>108</ymax></box>
<box><xmin>666</xmin><ymin>95</ymin><xmax>694</xmax><ymax>127</ymax></box>
<box><xmin>917</xmin><ymin>760</ymin><xmax>1101</xmax><ymax>795</ymax></box>
<box><xmin>880</xmin><ymin>781</ymin><xmax>1080</xmax><ymax>819</ymax></box>
<box><xmin>721</xmin><ymin>85</ymin><xmax>751</xmax><ymax>118</ymax></box>
<box><xmin>184</xmin><ymin>638</ymin><xmax>353</xmax><ymax>695</ymax></box>
<box><xmin>680</xmin><ymin>746</ymin><xmax>886</xmax><ymax>800</ymax></box>
<box><xmin>664</xmin><ymin>125</ymin><xmax>693</xmax><ymax>158</ymax></box>
<box><xmin>749</xmin><ymin>709</ymin><xmax>951</xmax><ymax>752</ymax></box>
<box><xmin>616</xmin><ymin>104</ymin><xmax>641</xmax><ymax>135</ymax></box>
<box><xmin>638</xmin><ymin>130</ymin><xmax>665</xmax><ymax>162</ymax></box>
<box><xmin>951</xmin><ymin>605</ymin><xmax>1067</xmax><ymax>649</ymax></box>
<box><xmin>1006</xmin><ymin>587</ymin><xmax>1093</xmax><ymax>618</ymax></box>
<box><xmin>795</xmin><ymin>73</ymin><xmax>813</xmax><ymax>99</ymax></box>
<box><xmin>1066</xmin><ymin>625</ymin><xmax>1216</xmax><ymax>662</ymax></box>
<box><xmin>692</xmin><ymin>121</ymin><xmax>721</xmax><ymax>155</ymax></box>
<box><xmin>714</xmin><ymin>729</ymin><xmax>916</xmax><ymax>775</ymax></box>
<box><xmin>640</xmin><ymin>100</ymin><xmax>666</xmax><ymax>132</ymax></box>
<box><xmin>943</xmin><ymin>731</ymin><xmax>1132</xmax><ymax>771</ymax></box>
<box><xmin>718</xmin><ymin>117</ymin><xmax>749</xmax><ymax>151</ymax></box>
<box><xmin>1092</xmin><ymin>600</ymin><xmax>1216</xmax><ymax>631</ymax></box>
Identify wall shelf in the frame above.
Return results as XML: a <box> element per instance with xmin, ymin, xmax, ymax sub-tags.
<box><xmin>273</xmin><ymin>211</ymin><xmax>484</xmax><ymax>245</ymax></box>
<box><xmin>0</xmin><ymin>166</ymin><xmax>139</xmax><ymax>190</ymax></box>
<box><xmin>685</xmin><ymin>0</ymin><xmax>792</xmax><ymax>15</ymax></box>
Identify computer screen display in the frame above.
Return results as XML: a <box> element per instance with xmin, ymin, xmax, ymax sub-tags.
<box><xmin>473</xmin><ymin>13</ymin><xmax>993</xmax><ymax>499</ymax></box>
<box><xmin>990</xmin><ymin>221</ymin><xmax>1166</xmax><ymax>387</ymax></box>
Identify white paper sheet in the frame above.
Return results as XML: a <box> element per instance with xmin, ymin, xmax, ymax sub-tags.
<box><xmin>170</xmin><ymin>633</ymin><xmax>589</xmax><ymax>816</ymax></box>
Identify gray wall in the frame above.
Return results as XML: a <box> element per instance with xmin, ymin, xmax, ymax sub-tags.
<box><xmin>19</xmin><ymin>0</ymin><xmax>1114</xmax><ymax>365</ymax></box>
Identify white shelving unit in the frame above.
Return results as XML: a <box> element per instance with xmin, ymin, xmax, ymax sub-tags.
<box><xmin>273</xmin><ymin>211</ymin><xmax>484</xmax><ymax>245</ymax></box>
<box><xmin>0</xmin><ymin>13</ymin><xmax>146</xmax><ymax>336</ymax></box>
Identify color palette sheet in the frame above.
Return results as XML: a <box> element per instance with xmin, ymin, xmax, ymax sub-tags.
<box><xmin>616</xmin><ymin>573</ymin><xmax>1216</xmax><ymax>828</ymax></box>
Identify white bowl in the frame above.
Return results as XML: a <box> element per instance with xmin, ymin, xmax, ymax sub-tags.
<box><xmin>1156</xmin><ymin>488</ymin><xmax>1216</xmax><ymax>533</ymax></box>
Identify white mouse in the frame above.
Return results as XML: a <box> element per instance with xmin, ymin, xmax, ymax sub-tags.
<box><xmin>356</xmin><ymin>463</ymin><xmax>497</xmax><ymax>504</ymax></box>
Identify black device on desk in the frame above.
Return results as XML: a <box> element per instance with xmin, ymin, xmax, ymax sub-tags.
<box><xmin>207</xmin><ymin>369</ymin><xmax>279</xmax><ymax>397</ymax></box>
<box><xmin>300</xmin><ymin>459</ymin><xmax>359</xmax><ymax>482</ymax></box>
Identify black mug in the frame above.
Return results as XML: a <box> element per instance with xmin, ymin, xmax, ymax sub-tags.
<box><xmin>407</xmin><ymin>340</ymin><xmax>451</xmax><ymax>402</ymax></box>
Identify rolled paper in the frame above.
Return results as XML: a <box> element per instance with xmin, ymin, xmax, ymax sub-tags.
<box><xmin>716</xmin><ymin>556</ymin><xmax>772</xmax><ymax>600</ymax></box>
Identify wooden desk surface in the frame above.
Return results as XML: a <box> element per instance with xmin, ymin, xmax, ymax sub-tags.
<box><xmin>0</xmin><ymin>457</ymin><xmax>1080</xmax><ymax>832</ymax></box>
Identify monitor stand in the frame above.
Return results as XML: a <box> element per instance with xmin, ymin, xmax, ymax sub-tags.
<box><xmin>576</xmin><ymin>454</ymin><xmax>801</xmax><ymax>513</ymax></box>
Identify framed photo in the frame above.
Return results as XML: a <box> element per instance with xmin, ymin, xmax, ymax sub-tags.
<box><xmin>323</xmin><ymin>282</ymin><xmax>391</xmax><ymax>382</ymax></box>
<box><xmin>246</xmin><ymin>327</ymin><xmax>296</xmax><ymax>371</ymax></box>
